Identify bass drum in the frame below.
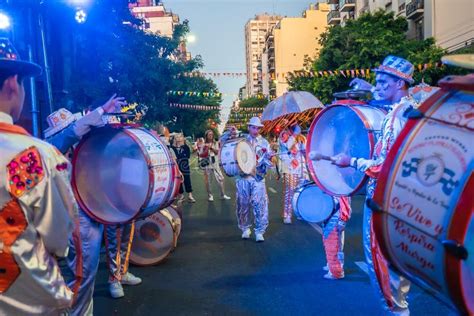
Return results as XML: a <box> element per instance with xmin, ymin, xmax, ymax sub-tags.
<box><xmin>219</xmin><ymin>138</ymin><xmax>256</xmax><ymax>177</ymax></box>
<box><xmin>292</xmin><ymin>182</ymin><xmax>335</xmax><ymax>223</ymax></box>
<box><xmin>371</xmin><ymin>74</ymin><xmax>474</xmax><ymax>314</ymax></box>
<box><xmin>306</xmin><ymin>101</ymin><xmax>386</xmax><ymax>196</ymax></box>
<box><xmin>130</xmin><ymin>206</ymin><xmax>182</xmax><ymax>266</ymax></box>
<box><xmin>72</xmin><ymin>126</ymin><xmax>181</xmax><ymax>224</ymax></box>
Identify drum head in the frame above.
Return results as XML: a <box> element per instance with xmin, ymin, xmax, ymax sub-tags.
<box><xmin>73</xmin><ymin>127</ymin><xmax>149</xmax><ymax>224</ymax></box>
<box><xmin>295</xmin><ymin>184</ymin><xmax>334</xmax><ymax>223</ymax></box>
<box><xmin>307</xmin><ymin>105</ymin><xmax>382</xmax><ymax>195</ymax></box>
<box><xmin>236</xmin><ymin>140</ymin><xmax>256</xmax><ymax>175</ymax></box>
<box><xmin>130</xmin><ymin>212</ymin><xmax>174</xmax><ymax>266</ymax></box>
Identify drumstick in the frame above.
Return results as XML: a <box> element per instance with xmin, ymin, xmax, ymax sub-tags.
<box><xmin>308</xmin><ymin>151</ymin><xmax>334</xmax><ymax>162</ymax></box>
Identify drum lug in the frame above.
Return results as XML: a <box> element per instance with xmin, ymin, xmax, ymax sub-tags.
<box><xmin>442</xmin><ymin>240</ymin><xmax>468</xmax><ymax>260</ymax></box>
<box><xmin>366</xmin><ymin>198</ymin><xmax>383</xmax><ymax>213</ymax></box>
<box><xmin>405</xmin><ymin>108</ymin><xmax>424</xmax><ymax>120</ymax></box>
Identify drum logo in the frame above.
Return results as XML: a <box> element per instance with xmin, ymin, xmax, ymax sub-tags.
<box><xmin>402</xmin><ymin>156</ymin><xmax>459</xmax><ymax>195</ymax></box>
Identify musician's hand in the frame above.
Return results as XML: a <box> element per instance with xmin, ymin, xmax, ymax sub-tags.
<box><xmin>332</xmin><ymin>153</ymin><xmax>351</xmax><ymax>167</ymax></box>
<box><xmin>102</xmin><ymin>94</ymin><xmax>127</xmax><ymax>113</ymax></box>
<box><xmin>349</xmin><ymin>78</ymin><xmax>373</xmax><ymax>91</ymax></box>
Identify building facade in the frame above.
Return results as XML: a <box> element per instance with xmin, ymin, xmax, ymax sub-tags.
<box><xmin>326</xmin><ymin>0</ymin><xmax>473</xmax><ymax>51</ymax></box>
<box><xmin>262</xmin><ymin>3</ymin><xmax>330</xmax><ymax>98</ymax></box>
<box><xmin>245</xmin><ymin>14</ymin><xmax>282</xmax><ymax>98</ymax></box>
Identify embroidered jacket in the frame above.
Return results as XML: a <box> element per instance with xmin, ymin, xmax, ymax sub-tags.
<box><xmin>0</xmin><ymin>112</ymin><xmax>77</xmax><ymax>315</ymax></box>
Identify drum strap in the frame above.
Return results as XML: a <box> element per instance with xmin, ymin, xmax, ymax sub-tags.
<box><xmin>122</xmin><ymin>221</ymin><xmax>135</xmax><ymax>275</ymax></box>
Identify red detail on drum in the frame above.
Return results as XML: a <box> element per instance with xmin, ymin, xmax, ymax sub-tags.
<box><xmin>330</xmin><ymin>99</ymin><xmax>366</xmax><ymax>106</ymax></box>
<box><xmin>0</xmin><ymin>199</ymin><xmax>27</xmax><ymax>293</ymax></box>
<box><xmin>445</xmin><ymin>173</ymin><xmax>474</xmax><ymax>315</ymax></box>
<box><xmin>439</xmin><ymin>74</ymin><xmax>474</xmax><ymax>92</ymax></box>
<box><xmin>7</xmin><ymin>147</ymin><xmax>45</xmax><ymax>198</ymax></box>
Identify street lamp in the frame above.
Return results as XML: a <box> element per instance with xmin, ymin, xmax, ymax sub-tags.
<box><xmin>75</xmin><ymin>9</ymin><xmax>87</xmax><ymax>23</ymax></box>
<box><xmin>0</xmin><ymin>12</ymin><xmax>11</xmax><ymax>30</ymax></box>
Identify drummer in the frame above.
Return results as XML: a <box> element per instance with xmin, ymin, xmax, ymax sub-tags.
<box><xmin>0</xmin><ymin>39</ymin><xmax>77</xmax><ymax>314</ymax></box>
<box><xmin>221</xmin><ymin>117</ymin><xmax>275</xmax><ymax>242</ymax></box>
<box><xmin>333</xmin><ymin>55</ymin><xmax>417</xmax><ymax>315</ymax></box>
<box><xmin>278</xmin><ymin>124</ymin><xmax>309</xmax><ymax>224</ymax></box>
<box><xmin>44</xmin><ymin>97</ymin><xmax>138</xmax><ymax>314</ymax></box>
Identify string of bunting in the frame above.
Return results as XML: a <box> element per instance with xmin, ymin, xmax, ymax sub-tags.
<box><xmin>169</xmin><ymin>103</ymin><xmax>220</xmax><ymax>111</ymax></box>
<box><xmin>168</xmin><ymin>90</ymin><xmax>270</xmax><ymax>99</ymax></box>
<box><xmin>179</xmin><ymin>62</ymin><xmax>444</xmax><ymax>79</ymax></box>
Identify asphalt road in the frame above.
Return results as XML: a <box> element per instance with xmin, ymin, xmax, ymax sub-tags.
<box><xmin>93</xmin><ymin>167</ymin><xmax>456</xmax><ymax>316</ymax></box>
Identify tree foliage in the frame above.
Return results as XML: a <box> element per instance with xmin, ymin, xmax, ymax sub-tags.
<box><xmin>288</xmin><ymin>11</ymin><xmax>469</xmax><ymax>104</ymax></box>
<box><xmin>66</xmin><ymin>0</ymin><xmax>220</xmax><ymax>136</ymax></box>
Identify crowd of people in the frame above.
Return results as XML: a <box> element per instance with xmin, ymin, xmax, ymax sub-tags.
<box><xmin>0</xmin><ymin>35</ymin><xmax>469</xmax><ymax>316</ymax></box>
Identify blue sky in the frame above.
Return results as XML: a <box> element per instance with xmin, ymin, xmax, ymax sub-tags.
<box><xmin>165</xmin><ymin>0</ymin><xmax>316</xmax><ymax>126</ymax></box>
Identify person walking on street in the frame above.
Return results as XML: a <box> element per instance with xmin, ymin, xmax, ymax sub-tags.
<box><xmin>171</xmin><ymin>133</ymin><xmax>196</xmax><ymax>203</ymax></box>
<box><xmin>197</xmin><ymin>130</ymin><xmax>231</xmax><ymax>202</ymax></box>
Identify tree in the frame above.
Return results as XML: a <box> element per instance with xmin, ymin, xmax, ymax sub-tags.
<box><xmin>63</xmin><ymin>0</ymin><xmax>220</xmax><ymax>136</ymax></box>
<box><xmin>288</xmin><ymin>11</ymin><xmax>470</xmax><ymax>104</ymax></box>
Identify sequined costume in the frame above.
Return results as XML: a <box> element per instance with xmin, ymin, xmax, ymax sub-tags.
<box><xmin>278</xmin><ymin>133</ymin><xmax>309</xmax><ymax>221</ymax></box>
<box><xmin>352</xmin><ymin>97</ymin><xmax>416</xmax><ymax>315</ymax></box>
<box><xmin>322</xmin><ymin>196</ymin><xmax>351</xmax><ymax>279</ymax></box>
<box><xmin>0</xmin><ymin>112</ymin><xmax>77</xmax><ymax>315</ymax></box>
<box><xmin>221</xmin><ymin>132</ymin><xmax>274</xmax><ymax>235</ymax></box>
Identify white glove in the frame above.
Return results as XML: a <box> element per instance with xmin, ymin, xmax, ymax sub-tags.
<box><xmin>355</xmin><ymin>158</ymin><xmax>375</xmax><ymax>172</ymax></box>
<box><xmin>73</xmin><ymin>107</ymin><xmax>105</xmax><ymax>137</ymax></box>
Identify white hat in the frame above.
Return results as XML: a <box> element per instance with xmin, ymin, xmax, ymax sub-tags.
<box><xmin>44</xmin><ymin>108</ymin><xmax>81</xmax><ymax>138</ymax></box>
<box><xmin>247</xmin><ymin>116</ymin><xmax>264</xmax><ymax>128</ymax></box>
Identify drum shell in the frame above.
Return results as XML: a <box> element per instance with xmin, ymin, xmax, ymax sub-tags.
<box><xmin>72</xmin><ymin>127</ymin><xmax>179</xmax><ymax>224</ymax></box>
<box><xmin>292</xmin><ymin>182</ymin><xmax>335</xmax><ymax>223</ymax></box>
<box><xmin>372</xmin><ymin>84</ymin><xmax>474</xmax><ymax>314</ymax></box>
<box><xmin>306</xmin><ymin>103</ymin><xmax>386</xmax><ymax>196</ymax></box>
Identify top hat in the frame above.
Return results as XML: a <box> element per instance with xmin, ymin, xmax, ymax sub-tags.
<box><xmin>373</xmin><ymin>55</ymin><xmax>414</xmax><ymax>84</ymax></box>
<box><xmin>0</xmin><ymin>38</ymin><xmax>42</xmax><ymax>77</ymax></box>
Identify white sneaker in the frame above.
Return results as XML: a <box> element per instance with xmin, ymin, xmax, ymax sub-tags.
<box><xmin>121</xmin><ymin>272</ymin><xmax>142</xmax><ymax>286</ymax></box>
<box><xmin>255</xmin><ymin>233</ymin><xmax>265</xmax><ymax>242</ymax></box>
<box><xmin>109</xmin><ymin>281</ymin><xmax>124</xmax><ymax>298</ymax></box>
<box><xmin>323</xmin><ymin>265</ymin><xmax>329</xmax><ymax>272</ymax></box>
<box><xmin>241</xmin><ymin>228</ymin><xmax>251</xmax><ymax>239</ymax></box>
<box><xmin>208</xmin><ymin>194</ymin><xmax>214</xmax><ymax>202</ymax></box>
<box><xmin>283</xmin><ymin>217</ymin><xmax>292</xmax><ymax>224</ymax></box>
<box><xmin>323</xmin><ymin>271</ymin><xmax>344</xmax><ymax>280</ymax></box>
<box><xmin>221</xmin><ymin>194</ymin><xmax>231</xmax><ymax>200</ymax></box>
<box><xmin>188</xmin><ymin>195</ymin><xmax>196</xmax><ymax>203</ymax></box>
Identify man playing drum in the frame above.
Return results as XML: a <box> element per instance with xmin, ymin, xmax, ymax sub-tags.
<box><xmin>333</xmin><ymin>56</ymin><xmax>417</xmax><ymax>315</ymax></box>
<box><xmin>44</xmin><ymin>97</ymin><xmax>143</xmax><ymax>313</ymax></box>
<box><xmin>0</xmin><ymin>39</ymin><xmax>77</xmax><ymax>314</ymax></box>
<box><xmin>221</xmin><ymin>117</ymin><xmax>275</xmax><ymax>242</ymax></box>
<box><xmin>278</xmin><ymin>125</ymin><xmax>309</xmax><ymax>224</ymax></box>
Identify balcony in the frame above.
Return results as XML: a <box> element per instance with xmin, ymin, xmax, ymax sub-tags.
<box><xmin>339</xmin><ymin>0</ymin><xmax>356</xmax><ymax>12</ymax></box>
<box><xmin>406</xmin><ymin>0</ymin><xmax>424</xmax><ymax>19</ymax></box>
<box><xmin>327</xmin><ymin>10</ymin><xmax>341</xmax><ymax>25</ymax></box>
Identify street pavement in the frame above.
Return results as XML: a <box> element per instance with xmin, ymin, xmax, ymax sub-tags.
<box><xmin>93</xmin><ymin>165</ymin><xmax>456</xmax><ymax>315</ymax></box>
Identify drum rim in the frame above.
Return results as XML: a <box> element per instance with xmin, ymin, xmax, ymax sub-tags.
<box><xmin>372</xmin><ymin>91</ymin><xmax>474</xmax><ymax>314</ymax></box>
<box><xmin>129</xmin><ymin>211</ymin><xmax>174</xmax><ymax>266</ymax></box>
<box><xmin>306</xmin><ymin>103</ymin><xmax>374</xmax><ymax>196</ymax></box>
<box><xmin>72</xmin><ymin>127</ymin><xmax>143</xmax><ymax>224</ymax></box>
